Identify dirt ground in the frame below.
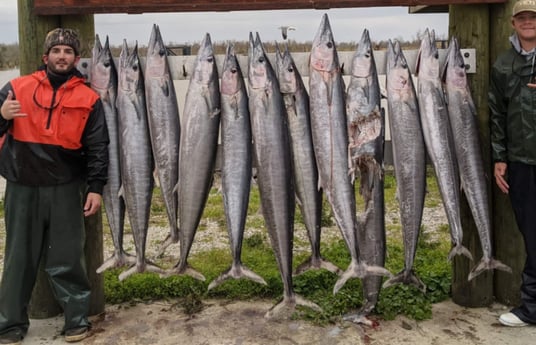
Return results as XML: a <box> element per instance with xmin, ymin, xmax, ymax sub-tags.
<box><xmin>23</xmin><ymin>298</ymin><xmax>536</xmax><ymax>345</ymax></box>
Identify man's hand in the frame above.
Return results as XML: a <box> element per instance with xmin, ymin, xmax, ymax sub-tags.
<box><xmin>0</xmin><ymin>90</ymin><xmax>27</xmax><ymax>120</ymax></box>
<box><xmin>494</xmin><ymin>162</ymin><xmax>509</xmax><ymax>194</ymax></box>
<box><xmin>84</xmin><ymin>192</ymin><xmax>102</xmax><ymax>217</ymax></box>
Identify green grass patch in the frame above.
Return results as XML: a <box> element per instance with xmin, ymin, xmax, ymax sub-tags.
<box><xmin>102</xmin><ymin>168</ymin><xmax>453</xmax><ymax>323</ymax></box>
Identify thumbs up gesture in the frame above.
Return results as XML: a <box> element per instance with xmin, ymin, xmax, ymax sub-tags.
<box><xmin>1</xmin><ymin>90</ymin><xmax>27</xmax><ymax>120</ymax></box>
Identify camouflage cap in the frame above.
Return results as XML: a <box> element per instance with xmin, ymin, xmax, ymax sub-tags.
<box><xmin>43</xmin><ymin>28</ymin><xmax>80</xmax><ymax>55</ymax></box>
<box><xmin>513</xmin><ymin>0</ymin><xmax>536</xmax><ymax>16</ymax></box>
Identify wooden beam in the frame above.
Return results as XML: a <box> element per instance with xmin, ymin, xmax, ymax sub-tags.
<box><xmin>34</xmin><ymin>0</ymin><xmax>506</xmax><ymax>15</ymax></box>
<box><xmin>76</xmin><ymin>48</ymin><xmax>476</xmax><ymax>82</ymax></box>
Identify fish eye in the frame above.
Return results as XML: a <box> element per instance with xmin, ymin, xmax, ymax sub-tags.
<box><xmin>132</xmin><ymin>65</ymin><xmax>138</xmax><ymax>71</ymax></box>
<box><xmin>259</xmin><ymin>57</ymin><xmax>265</xmax><ymax>63</ymax></box>
<box><xmin>231</xmin><ymin>68</ymin><xmax>237</xmax><ymax>74</ymax></box>
<box><xmin>287</xmin><ymin>67</ymin><xmax>293</xmax><ymax>73</ymax></box>
<box><xmin>159</xmin><ymin>48</ymin><xmax>166</xmax><ymax>56</ymax></box>
<box><xmin>207</xmin><ymin>57</ymin><xmax>214</xmax><ymax>63</ymax></box>
<box><xmin>104</xmin><ymin>62</ymin><xmax>110</xmax><ymax>67</ymax></box>
<box><xmin>327</xmin><ymin>42</ymin><xmax>333</xmax><ymax>49</ymax></box>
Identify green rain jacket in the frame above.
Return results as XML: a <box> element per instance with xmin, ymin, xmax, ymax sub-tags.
<box><xmin>489</xmin><ymin>36</ymin><xmax>536</xmax><ymax>165</ymax></box>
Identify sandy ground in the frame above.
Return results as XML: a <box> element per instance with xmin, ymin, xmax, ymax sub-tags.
<box><xmin>21</xmin><ymin>298</ymin><xmax>536</xmax><ymax>345</ymax></box>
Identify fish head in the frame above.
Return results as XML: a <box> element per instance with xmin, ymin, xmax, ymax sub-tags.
<box><xmin>248</xmin><ymin>32</ymin><xmax>272</xmax><ymax>89</ymax></box>
<box><xmin>386</xmin><ymin>39</ymin><xmax>414</xmax><ymax>94</ymax></box>
<box><xmin>91</xmin><ymin>34</ymin><xmax>103</xmax><ymax>64</ymax></box>
<box><xmin>275</xmin><ymin>45</ymin><xmax>298</xmax><ymax>94</ymax></box>
<box><xmin>146</xmin><ymin>24</ymin><xmax>168</xmax><ymax>77</ymax></box>
<box><xmin>119</xmin><ymin>41</ymin><xmax>143</xmax><ymax>93</ymax></box>
<box><xmin>442</xmin><ymin>37</ymin><xmax>467</xmax><ymax>89</ymax></box>
<box><xmin>90</xmin><ymin>35</ymin><xmax>117</xmax><ymax>92</ymax></box>
<box><xmin>310</xmin><ymin>13</ymin><xmax>339</xmax><ymax>73</ymax></box>
<box><xmin>351</xmin><ymin>28</ymin><xmax>375</xmax><ymax>78</ymax></box>
<box><xmin>192</xmin><ymin>33</ymin><xmax>217</xmax><ymax>85</ymax></box>
<box><xmin>415</xmin><ymin>29</ymin><xmax>439</xmax><ymax>79</ymax></box>
<box><xmin>221</xmin><ymin>43</ymin><xmax>243</xmax><ymax>96</ymax></box>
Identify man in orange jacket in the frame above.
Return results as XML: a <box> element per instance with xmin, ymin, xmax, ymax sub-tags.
<box><xmin>0</xmin><ymin>28</ymin><xmax>109</xmax><ymax>344</ymax></box>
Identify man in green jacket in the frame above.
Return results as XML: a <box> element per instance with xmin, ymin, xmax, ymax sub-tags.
<box><xmin>490</xmin><ymin>0</ymin><xmax>536</xmax><ymax>327</ymax></box>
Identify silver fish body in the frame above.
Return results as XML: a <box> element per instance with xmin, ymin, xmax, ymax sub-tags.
<box><xmin>383</xmin><ymin>40</ymin><xmax>427</xmax><ymax>292</ymax></box>
<box><xmin>249</xmin><ymin>33</ymin><xmax>319</xmax><ymax>318</ymax></box>
<box><xmin>309</xmin><ymin>14</ymin><xmax>389</xmax><ymax>294</ymax></box>
<box><xmin>145</xmin><ymin>24</ymin><xmax>181</xmax><ymax>249</ymax></box>
<box><xmin>344</xmin><ymin>29</ymin><xmax>386</xmax><ymax>322</ymax></box>
<box><xmin>116</xmin><ymin>40</ymin><xmax>158</xmax><ymax>280</ymax></box>
<box><xmin>91</xmin><ymin>35</ymin><xmax>132</xmax><ymax>274</ymax></box>
<box><xmin>275</xmin><ymin>45</ymin><xmax>339</xmax><ymax>276</ymax></box>
<box><xmin>169</xmin><ymin>33</ymin><xmax>221</xmax><ymax>281</ymax></box>
<box><xmin>416</xmin><ymin>29</ymin><xmax>471</xmax><ymax>261</ymax></box>
<box><xmin>442</xmin><ymin>37</ymin><xmax>511</xmax><ymax>280</ymax></box>
<box><xmin>208</xmin><ymin>44</ymin><xmax>266</xmax><ymax>290</ymax></box>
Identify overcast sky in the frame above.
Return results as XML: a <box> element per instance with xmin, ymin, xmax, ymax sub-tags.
<box><xmin>0</xmin><ymin>2</ymin><xmax>449</xmax><ymax>46</ymax></box>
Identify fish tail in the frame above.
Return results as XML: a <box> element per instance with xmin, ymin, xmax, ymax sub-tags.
<box><xmin>447</xmin><ymin>243</ymin><xmax>473</xmax><ymax>261</ymax></box>
<box><xmin>96</xmin><ymin>251</ymin><xmax>136</xmax><ymax>274</ymax></box>
<box><xmin>154</xmin><ymin>233</ymin><xmax>178</xmax><ymax>258</ymax></box>
<box><xmin>208</xmin><ymin>263</ymin><xmax>267</xmax><ymax>290</ymax></box>
<box><xmin>333</xmin><ymin>261</ymin><xmax>391</xmax><ymax>294</ymax></box>
<box><xmin>161</xmin><ymin>262</ymin><xmax>206</xmax><ymax>281</ymax></box>
<box><xmin>467</xmin><ymin>257</ymin><xmax>513</xmax><ymax>281</ymax></box>
<box><xmin>293</xmin><ymin>255</ymin><xmax>342</xmax><ymax>276</ymax></box>
<box><xmin>264</xmin><ymin>294</ymin><xmax>322</xmax><ymax>320</ymax></box>
<box><xmin>382</xmin><ymin>269</ymin><xmax>426</xmax><ymax>293</ymax></box>
<box><xmin>343</xmin><ymin>312</ymin><xmax>379</xmax><ymax>327</ymax></box>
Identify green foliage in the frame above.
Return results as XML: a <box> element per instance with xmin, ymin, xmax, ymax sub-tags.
<box><xmin>102</xmin><ymin>168</ymin><xmax>453</xmax><ymax>323</ymax></box>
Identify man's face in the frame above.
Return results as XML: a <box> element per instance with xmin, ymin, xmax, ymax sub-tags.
<box><xmin>42</xmin><ymin>45</ymin><xmax>80</xmax><ymax>74</ymax></box>
<box><xmin>512</xmin><ymin>11</ymin><xmax>536</xmax><ymax>42</ymax></box>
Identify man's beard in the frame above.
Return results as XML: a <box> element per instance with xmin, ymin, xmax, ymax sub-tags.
<box><xmin>47</xmin><ymin>60</ymin><xmax>75</xmax><ymax>75</ymax></box>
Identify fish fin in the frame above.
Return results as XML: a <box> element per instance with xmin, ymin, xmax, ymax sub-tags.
<box><xmin>264</xmin><ymin>294</ymin><xmax>321</xmax><ymax>320</ymax></box>
<box><xmin>154</xmin><ymin>233</ymin><xmax>178</xmax><ymax>259</ymax></box>
<box><xmin>208</xmin><ymin>263</ymin><xmax>267</xmax><ymax>290</ymax></box>
<box><xmin>334</xmin><ymin>261</ymin><xmax>391</xmax><ymax>294</ymax></box>
<box><xmin>160</xmin><ymin>79</ymin><xmax>170</xmax><ymax>97</ymax></box>
<box><xmin>343</xmin><ymin>313</ymin><xmax>379</xmax><ymax>328</ymax></box>
<box><xmin>96</xmin><ymin>252</ymin><xmax>136</xmax><ymax>274</ymax></box>
<box><xmin>162</xmin><ymin>263</ymin><xmax>206</xmax><ymax>281</ymax></box>
<box><xmin>467</xmin><ymin>257</ymin><xmax>512</xmax><ymax>281</ymax></box>
<box><xmin>447</xmin><ymin>244</ymin><xmax>473</xmax><ymax>261</ymax></box>
<box><xmin>293</xmin><ymin>255</ymin><xmax>342</xmax><ymax>276</ymax></box>
<box><xmin>382</xmin><ymin>269</ymin><xmax>427</xmax><ymax>293</ymax></box>
<box><xmin>118</xmin><ymin>265</ymin><xmax>139</xmax><ymax>281</ymax></box>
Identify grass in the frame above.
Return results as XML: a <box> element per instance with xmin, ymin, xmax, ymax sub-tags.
<box><xmin>100</xmin><ymin>167</ymin><xmax>452</xmax><ymax>323</ymax></box>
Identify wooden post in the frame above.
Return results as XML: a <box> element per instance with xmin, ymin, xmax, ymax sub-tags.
<box><xmin>18</xmin><ymin>0</ymin><xmax>103</xmax><ymax>318</ymax></box>
<box><xmin>489</xmin><ymin>0</ymin><xmax>525</xmax><ymax>307</ymax></box>
<box><xmin>448</xmin><ymin>4</ymin><xmax>494</xmax><ymax>307</ymax></box>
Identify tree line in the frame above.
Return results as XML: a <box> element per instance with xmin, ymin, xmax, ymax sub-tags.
<box><xmin>0</xmin><ymin>34</ymin><xmax>443</xmax><ymax>69</ymax></box>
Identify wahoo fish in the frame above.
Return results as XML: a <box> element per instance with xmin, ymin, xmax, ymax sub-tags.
<box><xmin>309</xmin><ymin>14</ymin><xmax>390</xmax><ymax>294</ymax></box>
<box><xmin>274</xmin><ymin>44</ymin><xmax>339</xmax><ymax>276</ymax></box>
<box><xmin>91</xmin><ymin>35</ymin><xmax>133</xmax><ymax>274</ymax></box>
<box><xmin>116</xmin><ymin>40</ymin><xmax>160</xmax><ymax>280</ymax></box>
<box><xmin>167</xmin><ymin>33</ymin><xmax>220</xmax><ymax>281</ymax></box>
<box><xmin>208</xmin><ymin>43</ymin><xmax>266</xmax><ymax>290</ymax></box>
<box><xmin>145</xmin><ymin>24</ymin><xmax>180</xmax><ymax>252</ymax></box>
<box><xmin>383</xmin><ymin>40</ymin><xmax>427</xmax><ymax>292</ymax></box>
<box><xmin>344</xmin><ymin>28</ymin><xmax>386</xmax><ymax>323</ymax></box>
<box><xmin>416</xmin><ymin>29</ymin><xmax>471</xmax><ymax>261</ymax></box>
<box><xmin>442</xmin><ymin>37</ymin><xmax>511</xmax><ymax>280</ymax></box>
<box><xmin>248</xmin><ymin>33</ymin><xmax>320</xmax><ymax>318</ymax></box>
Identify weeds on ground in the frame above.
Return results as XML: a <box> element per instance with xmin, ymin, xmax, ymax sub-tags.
<box><xmin>103</xmin><ymin>169</ymin><xmax>452</xmax><ymax>324</ymax></box>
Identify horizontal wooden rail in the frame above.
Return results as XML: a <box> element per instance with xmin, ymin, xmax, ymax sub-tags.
<box><xmin>34</xmin><ymin>0</ymin><xmax>506</xmax><ymax>15</ymax></box>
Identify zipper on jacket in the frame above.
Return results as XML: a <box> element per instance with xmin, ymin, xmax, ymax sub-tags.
<box><xmin>46</xmin><ymin>88</ymin><xmax>57</xmax><ymax>129</ymax></box>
